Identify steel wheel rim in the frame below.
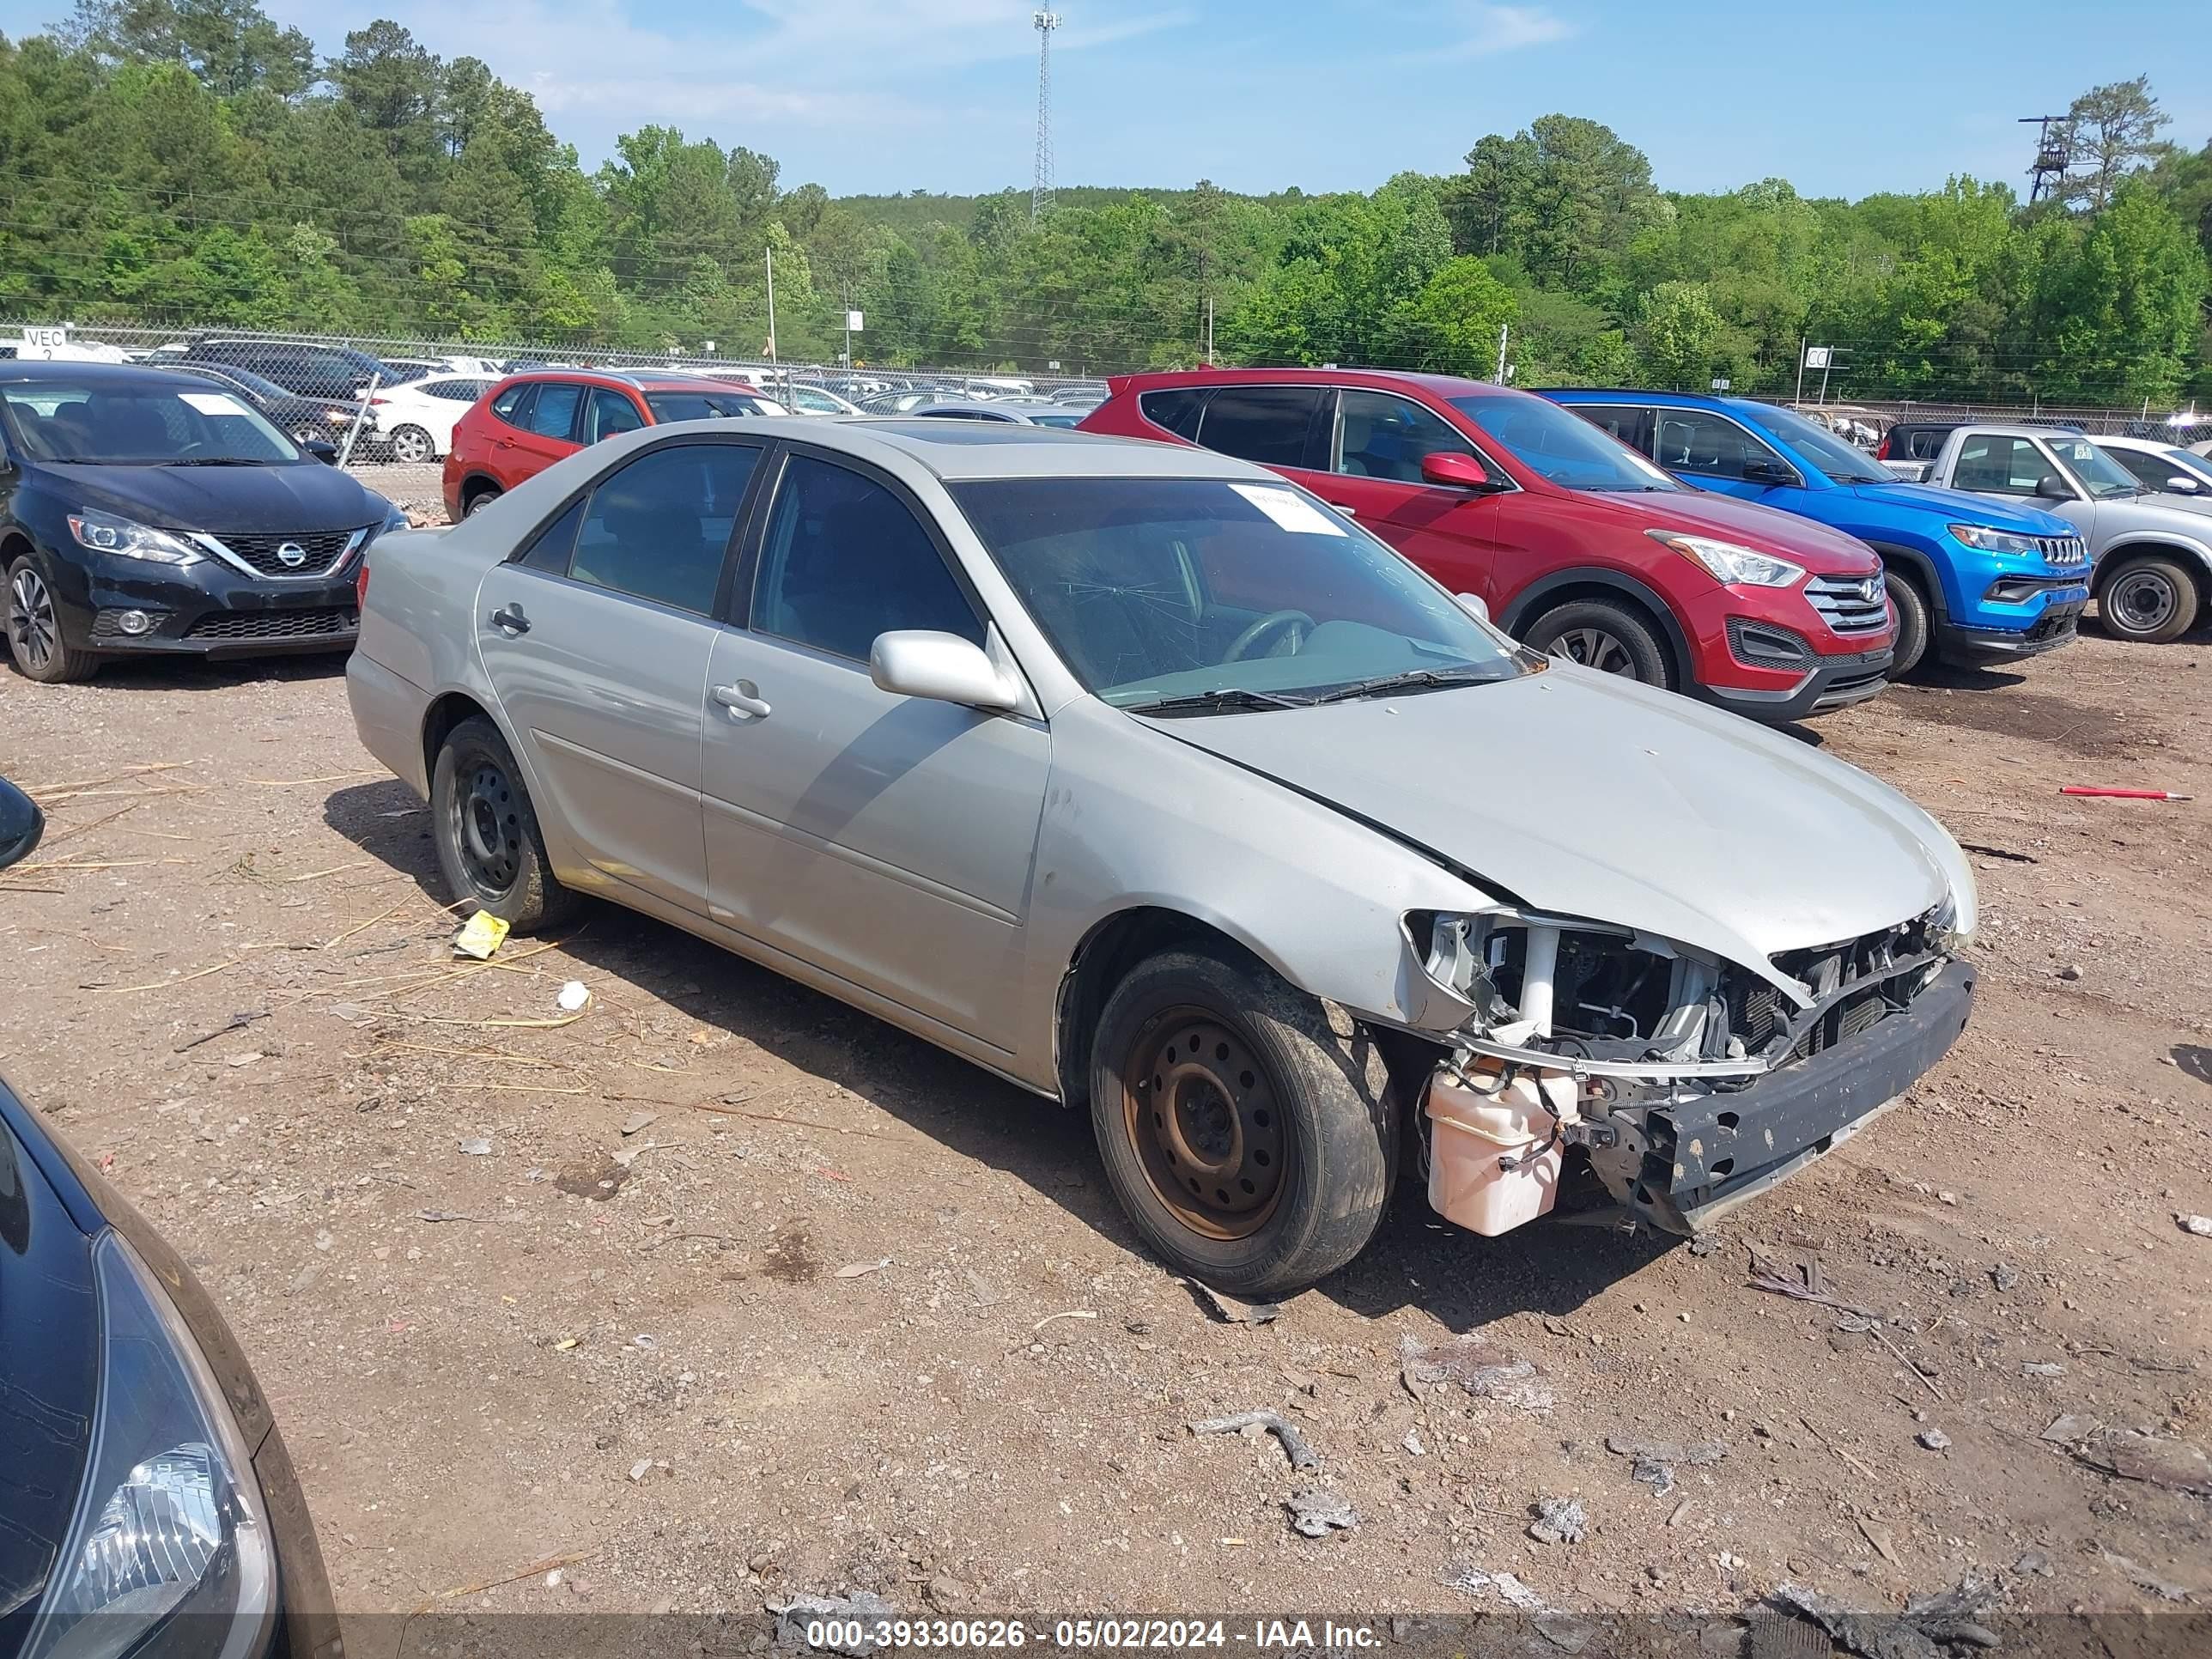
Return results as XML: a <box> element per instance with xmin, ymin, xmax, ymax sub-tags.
<box><xmin>453</xmin><ymin>759</ymin><xmax>523</xmax><ymax>896</ymax></box>
<box><xmin>8</xmin><ymin>568</ymin><xmax>57</xmax><ymax>671</ymax></box>
<box><xmin>392</xmin><ymin>427</ymin><xmax>431</xmax><ymax>463</ymax></box>
<box><xmin>1549</xmin><ymin>626</ymin><xmax>1638</xmax><ymax>677</ymax></box>
<box><xmin>1122</xmin><ymin>1008</ymin><xmax>1287</xmax><ymax>1242</ymax></box>
<box><xmin>2111</xmin><ymin>570</ymin><xmax>2177</xmax><ymax>635</ymax></box>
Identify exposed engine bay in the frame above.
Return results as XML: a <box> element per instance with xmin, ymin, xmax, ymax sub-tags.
<box><xmin>1408</xmin><ymin>906</ymin><xmax>1970</xmax><ymax>1237</ymax></box>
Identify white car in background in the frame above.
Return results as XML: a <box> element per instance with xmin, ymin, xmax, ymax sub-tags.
<box><xmin>367</xmin><ymin>375</ymin><xmax>496</xmax><ymax>463</ymax></box>
<box><xmin>2094</xmin><ymin>434</ymin><xmax>2212</xmax><ymax>498</ymax></box>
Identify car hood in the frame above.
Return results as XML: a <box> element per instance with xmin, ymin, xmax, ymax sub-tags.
<box><xmin>1844</xmin><ymin>480</ymin><xmax>2075</xmax><ymax>532</ymax></box>
<box><xmin>1576</xmin><ymin>487</ymin><xmax>1878</xmax><ymax>574</ymax></box>
<box><xmin>38</xmin><ymin>461</ymin><xmax>389</xmax><ymax>536</ymax></box>
<box><xmin>2126</xmin><ymin>489</ymin><xmax>2212</xmax><ymax>522</ymax></box>
<box><xmin>1140</xmin><ymin>667</ymin><xmax>1964</xmax><ymax>988</ymax></box>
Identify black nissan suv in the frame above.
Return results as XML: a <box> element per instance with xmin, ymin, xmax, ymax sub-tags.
<box><xmin>0</xmin><ymin>362</ymin><xmax>407</xmax><ymax>684</ymax></box>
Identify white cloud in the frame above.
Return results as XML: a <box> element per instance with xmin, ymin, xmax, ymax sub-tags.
<box><xmin>270</xmin><ymin>0</ymin><xmax>1191</xmax><ymax>139</ymax></box>
<box><xmin>1425</xmin><ymin>2</ymin><xmax>1577</xmax><ymax>61</ymax></box>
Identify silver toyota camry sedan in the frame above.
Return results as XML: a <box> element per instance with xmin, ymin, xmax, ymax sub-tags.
<box><xmin>349</xmin><ymin>417</ymin><xmax>1978</xmax><ymax>1295</ymax></box>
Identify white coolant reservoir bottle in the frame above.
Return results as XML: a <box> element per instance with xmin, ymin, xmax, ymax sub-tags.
<box><xmin>1425</xmin><ymin>1064</ymin><xmax>1577</xmax><ymax>1236</ymax></box>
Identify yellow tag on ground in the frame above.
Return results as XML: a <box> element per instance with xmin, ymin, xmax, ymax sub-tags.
<box><xmin>452</xmin><ymin>910</ymin><xmax>511</xmax><ymax>960</ymax></box>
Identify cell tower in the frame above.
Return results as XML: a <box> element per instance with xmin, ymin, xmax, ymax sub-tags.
<box><xmin>2021</xmin><ymin>114</ymin><xmax>2072</xmax><ymax>204</ymax></box>
<box><xmin>1030</xmin><ymin>10</ymin><xmax>1060</xmax><ymax>223</ymax></box>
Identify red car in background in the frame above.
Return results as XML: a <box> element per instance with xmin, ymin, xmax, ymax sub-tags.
<box><xmin>1080</xmin><ymin>369</ymin><xmax>1897</xmax><ymax>722</ymax></box>
<box><xmin>441</xmin><ymin>369</ymin><xmax>781</xmax><ymax>521</ymax></box>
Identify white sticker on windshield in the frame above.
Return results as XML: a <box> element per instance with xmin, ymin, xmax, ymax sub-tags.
<box><xmin>1231</xmin><ymin>483</ymin><xmax>1347</xmax><ymax>536</ymax></box>
<box><xmin>180</xmin><ymin>392</ymin><xmax>248</xmax><ymax>416</ymax></box>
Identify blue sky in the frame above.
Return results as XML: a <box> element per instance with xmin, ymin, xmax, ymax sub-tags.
<box><xmin>9</xmin><ymin>0</ymin><xmax>2209</xmax><ymax>200</ymax></box>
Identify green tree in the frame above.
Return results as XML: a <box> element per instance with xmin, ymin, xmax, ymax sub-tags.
<box><xmin>2063</xmin><ymin>76</ymin><xmax>2172</xmax><ymax>213</ymax></box>
<box><xmin>1638</xmin><ymin>280</ymin><xmax>1724</xmax><ymax>387</ymax></box>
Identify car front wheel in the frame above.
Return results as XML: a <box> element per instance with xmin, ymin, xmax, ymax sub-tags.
<box><xmin>2099</xmin><ymin>555</ymin><xmax>2197</xmax><ymax>645</ymax></box>
<box><xmin>5</xmin><ymin>556</ymin><xmax>95</xmax><ymax>684</ymax></box>
<box><xmin>430</xmin><ymin>716</ymin><xmax>580</xmax><ymax>931</ymax></box>
<box><xmin>1089</xmin><ymin>948</ymin><xmax>1395</xmax><ymax>1297</ymax></box>
<box><xmin>1522</xmin><ymin>598</ymin><xmax>1672</xmax><ymax>687</ymax></box>
<box><xmin>1886</xmin><ymin>568</ymin><xmax>1931</xmax><ymax>677</ymax></box>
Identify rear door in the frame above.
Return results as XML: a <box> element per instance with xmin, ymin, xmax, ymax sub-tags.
<box><xmin>506</xmin><ymin>380</ymin><xmax>586</xmax><ymax>479</ymax></box>
<box><xmin>475</xmin><ymin>438</ymin><xmax>765</xmax><ymax>912</ymax></box>
<box><xmin>697</xmin><ymin>447</ymin><xmax>1049</xmax><ymax>1051</ymax></box>
<box><xmin>1318</xmin><ymin>386</ymin><xmax>1508</xmax><ymax>601</ymax></box>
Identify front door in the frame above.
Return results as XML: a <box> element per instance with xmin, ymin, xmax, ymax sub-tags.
<box><xmin>1316</xmin><ymin>387</ymin><xmax>1509</xmax><ymax>605</ymax></box>
<box><xmin>476</xmin><ymin>440</ymin><xmax>763</xmax><ymax>911</ymax></box>
<box><xmin>699</xmin><ymin>450</ymin><xmax>1050</xmax><ymax>1052</ymax></box>
<box><xmin>1651</xmin><ymin>407</ymin><xmax>1805</xmax><ymax>506</ymax></box>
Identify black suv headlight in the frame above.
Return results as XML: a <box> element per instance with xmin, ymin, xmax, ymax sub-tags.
<box><xmin>22</xmin><ymin>1232</ymin><xmax>275</xmax><ymax>1659</ymax></box>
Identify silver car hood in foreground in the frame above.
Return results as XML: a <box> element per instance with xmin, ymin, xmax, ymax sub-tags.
<box><xmin>1141</xmin><ymin>665</ymin><xmax>1960</xmax><ymax>978</ymax></box>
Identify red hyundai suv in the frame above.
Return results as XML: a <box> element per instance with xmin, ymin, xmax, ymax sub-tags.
<box><xmin>442</xmin><ymin>369</ymin><xmax>781</xmax><ymax>521</ymax></box>
<box><xmin>1081</xmin><ymin>369</ymin><xmax>1897</xmax><ymax>721</ymax></box>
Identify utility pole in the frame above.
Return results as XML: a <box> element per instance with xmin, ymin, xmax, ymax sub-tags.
<box><xmin>764</xmin><ymin>246</ymin><xmax>777</xmax><ymax>367</ymax></box>
<box><xmin>1030</xmin><ymin>11</ymin><xmax>1060</xmax><ymax>224</ymax></box>
<box><xmin>1205</xmin><ymin>295</ymin><xmax>1214</xmax><ymax>366</ymax></box>
<box><xmin>1495</xmin><ymin>324</ymin><xmax>1510</xmax><ymax>384</ymax></box>
<box><xmin>1795</xmin><ymin>337</ymin><xmax>1807</xmax><ymax>404</ymax></box>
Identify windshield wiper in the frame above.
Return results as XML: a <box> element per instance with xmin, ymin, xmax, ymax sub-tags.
<box><xmin>162</xmin><ymin>457</ymin><xmax>263</xmax><ymax>466</ymax></box>
<box><xmin>1310</xmin><ymin>665</ymin><xmax>1506</xmax><ymax>704</ymax></box>
<box><xmin>1122</xmin><ymin>686</ymin><xmax>1314</xmax><ymax>716</ymax></box>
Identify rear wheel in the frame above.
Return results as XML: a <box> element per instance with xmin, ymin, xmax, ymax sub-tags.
<box><xmin>388</xmin><ymin>424</ymin><xmax>435</xmax><ymax>465</ymax></box>
<box><xmin>1522</xmin><ymin>598</ymin><xmax>1672</xmax><ymax>687</ymax></box>
<box><xmin>1089</xmin><ymin>949</ymin><xmax>1395</xmax><ymax>1297</ymax></box>
<box><xmin>461</xmin><ymin>483</ymin><xmax>502</xmax><ymax>518</ymax></box>
<box><xmin>2099</xmin><ymin>555</ymin><xmax>2197</xmax><ymax>645</ymax></box>
<box><xmin>5</xmin><ymin>556</ymin><xmax>96</xmax><ymax>684</ymax></box>
<box><xmin>1885</xmin><ymin>566</ymin><xmax>1931</xmax><ymax>677</ymax></box>
<box><xmin>430</xmin><ymin>716</ymin><xmax>579</xmax><ymax>931</ymax></box>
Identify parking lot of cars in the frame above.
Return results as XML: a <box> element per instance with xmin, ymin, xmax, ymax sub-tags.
<box><xmin>3</xmin><ymin>351</ymin><xmax>2211</xmax><ymax>1650</ymax></box>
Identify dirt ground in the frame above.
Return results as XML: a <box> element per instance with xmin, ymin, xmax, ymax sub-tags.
<box><xmin>3</xmin><ymin>622</ymin><xmax>2209</xmax><ymax>1655</ymax></box>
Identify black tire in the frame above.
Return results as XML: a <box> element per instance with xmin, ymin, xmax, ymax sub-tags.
<box><xmin>1522</xmin><ymin>598</ymin><xmax>1673</xmax><ymax>687</ymax></box>
<box><xmin>5</xmin><ymin>556</ymin><xmax>97</xmax><ymax>684</ymax></box>
<box><xmin>388</xmin><ymin>424</ymin><xmax>435</xmax><ymax>465</ymax></box>
<box><xmin>429</xmin><ymin>715</ymin><xmax>580</xmax><ymax>931</ymax></box>
<box><xmin>1885</xmin><ymin>566</ymin><xmax>1932</xmax><ymax>678</ymax></box>
<box><xmin>1089</xmin><ymin>949</ymin><xmax>1395</xmax><ymax>1297</ymax></box>
<box><xmin>461</xmin><ymin>483</ymin><xmax>501</xmax><ymax>518</ymax></box>
<box><xmin>2098</xmin><ymin>555</ymin><xmax>2198</xmax><ymax>645</ymax></box>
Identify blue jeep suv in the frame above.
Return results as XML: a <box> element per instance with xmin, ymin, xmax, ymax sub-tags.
<box><xmin>1547</xmin><ymin>391</ymin><xmax>2091</xmax><ymax>675</ymax></box>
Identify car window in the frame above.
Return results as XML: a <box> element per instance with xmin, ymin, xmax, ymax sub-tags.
<box><xmin>1334</xmin><ymin>389</ymin><xmax>1475</xmax><ymax>483</ymax></box>
<box><xmin>1139</xmin><ymin>388</ymin><xmax>1208</xmax><ymax>440</ymax></box>
<box><xmin>522</xmin><ymin>382</ymin><xmax>584</xmax><ymax>442</ymax></box>
<box><xmin>1194</xmin><ymin>386</ymin><xmax>1330</xmax><ymax>470</ymax></box>
<box><xmin>2049</xmin><ymin>436</ymin><xmax>2141</xmax><ymax>500</ymax></box>
<box><xmin>641</xmin><ymin>388</ymin><xmax>772</xmax><ymax>422</ymax></box>
<box><xmin>752</xmin><ymin>454</ymin><xmax>983</xmax><ymax>660</ymax></box>
<box><xmin>2106</xmin><ymin>447</ymin><xmax>2171</xmax><ymax>490</ymax></box>
<box><xmin>491</xmin><ymin>384</ymin><xmax>532</xmax><ymax>423</ymax></box>
<box><xmin>1570</xmin><ymin>404</ymin><xmax>1655</xmax><ymax>454</ymax></box>
<box><xmin>567</xmin><ymin>443</ymin><xmax>759</xmax><ymax>614</ymax></box>
<box><xmin>0</xmin><ymin>380</ymin><xmax>301</xmax><ymax>464</ymax></box>
<box><xmin>1449</xmin><ymin>392</ymin><xmax>1680</xmax><ymax>492</ymax></box>
<box><xmin>1952</xmin><ymin>435</ymin><xmax>2051</xmax><ymax>496</ymax></box>
<box><xmin>584</xmin><ymin>386</ymin><xmax>645</xmax><ymax>444</ymax></box>
<box><xmin>1653</xmin><ymin>410</ymin><xmax>1785</xmax><ymax>482</ymax></box>
<box><xmin>516</xmin><ymin>499</ymin><xmax>585</xmax><ymax>574</ymax></box>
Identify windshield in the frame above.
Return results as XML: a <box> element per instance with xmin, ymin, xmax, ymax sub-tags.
<box><xmin>2050</xmin><ymin>436</ymin><xmax>2142</xmax><ymax>499</ymax></box>
<box><xmin>0</xmin><ymin>381</ymin><xmax>303</xmax><ymax>464</ymax></box>
<box><xmin>950</xmin><ymin>477</ymin><xmax>1531</xmax><ymax>710</ymax></box>
<box><xmin>183</xmin><ymin>364</ymin><xmax>290</xmax><ymax>404</ymax></box>
<box><xmin>1450</xmin><ymin>392</ymin><xmax>1680</xmax><ymax>492</ymax></box>
<box><xmin>643</xmin><ymin>389</ymin><xmax>769</xmax><ymax>422</ymax></box>
<box><xmin>1738</xmin><ymin>404</ymin><xmax>1890</xmax><ymax>483</ymax></box>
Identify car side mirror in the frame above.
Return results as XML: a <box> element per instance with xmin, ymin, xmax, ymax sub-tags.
<box><xmin>870</xmin><ymin>630</ymin><xmax>1020</xmax><ymax>713</ymax></box>
<box><xmin>1741</xmin><ymin>454</ymin><xmax>1797</xmax><ymax>485</ymax></box>
<box><xmin>0</xmin><ymin>776</ymin><xmax>44</xmax><ymax>871</ymax></box>
<box><xmin>2165</xmin><ymin>475</ymin><xmax>2203</xmax><ymax>495</ymax></box>
<box><xmin>1420</xmin><ymin>452</ymin><xmax>1498</xmax><ymax>490</ymax></box>
<box><xmin>1454</xmin><ymin>592</ymin><xmax>1491</xmax><ymax>624</ymax></box>
<box><xmin>303</xmin><ymin>439</ymin><xmax>339</xmax><ymax>465</ymax></box>
<box><xmin>2033</xmin><ymin>474</ymin><xmax>2072</xmax><ymax>501</ymax></box>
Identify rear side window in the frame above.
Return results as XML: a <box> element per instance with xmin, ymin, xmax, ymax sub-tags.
<box><xmin>1139</xmin><ymin>388</ymin><xmax>1207</xmax><ymax>440</ymax></box>
<box><xmin>491</xmin><ymin>384</ymin><xmax>532</xmax><ymax>424</ymax></box>
<box><xmin>1571</xmin><ymin>404</ymin><xmax>1653</xmax><ymax>454</ymax></box>
<box><xmin>523</xmin><ymin>382</ymin><xmax>584</xmax><ymax>442</ymax></box>
<box><xmin>1194</xmin><ymin>386</ymin><xmax>1330</xmax><ymax>470</ymax></box>
<box><xmin>569</xmin><ymin>443</ymin><xmax>760</xmax><ymax>614</ymax></box>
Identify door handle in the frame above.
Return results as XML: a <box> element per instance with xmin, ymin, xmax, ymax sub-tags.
<box><xmin>712</xmin><ymin>682</ymin><xmax>772</xmax><ymax>720</ymax></box>
<box><xmin>489</xmin><ymin>603</ymin><xmax>530</xmax><ymax>635</ymax></box>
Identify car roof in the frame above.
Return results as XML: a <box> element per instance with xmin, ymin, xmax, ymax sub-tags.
<box><xmin>1112</xmin><ymin>365</ymin><xmax>1506</xmax><ymax>400</ymax></box>
<box><xmin>501</xmin><ymin>368</ymin><xmax>769</xmax><ymax>394</ymax></box>
<box><xmin>0</xmin><ymin>360</ymin><xmax>256</xmax><ymax>391</ymax></box>
<box><xmin>647</xmin><ymin>415</ymin><xmax>1272</xmax><ymax>483</ymax></box>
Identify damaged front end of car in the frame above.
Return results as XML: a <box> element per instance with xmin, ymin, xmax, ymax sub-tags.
<box><xmin>1401</xmin><ymin>902</ymin><xmax>1976</xmax><ymax>1237</ymax></box>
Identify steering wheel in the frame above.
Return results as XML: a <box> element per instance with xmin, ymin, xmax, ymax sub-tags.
<box><xmin>1225</xmin><ymin>609</ymin><xmax>1316</xmax><ymax>661</ymax></box>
